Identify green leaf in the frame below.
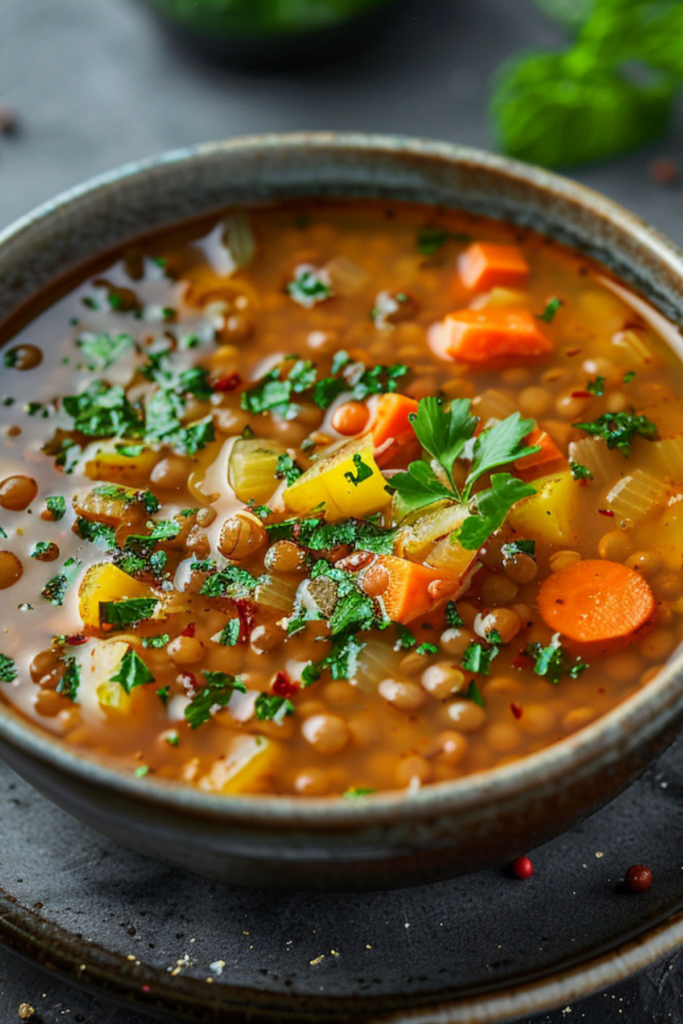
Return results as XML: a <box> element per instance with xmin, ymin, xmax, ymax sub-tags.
<box><xmin>200</xmin><ymin>565</ymin><xmax>262</xmax><ymax>599</ymax></box>
<box><xmin>573</xmin><ymin>411</ymin><xmax>658</xmax><ymax>455</ymax></box>
<box><xmin>111</xmin><ymin>649</ymin><xmax>155</xmax><ymax>693</ymax></box>
<box><xmin>62</xmin><ymin>380</ymin><xmax>144</xmax><ymax>438</ymax></box>
<box><xmin>100</xmin><ymin>597</ymin><xmax>158</xmax><ymax>627</ymax></box>
<box><xmin>491</xmin><ymin>50</ymin><xmax>674</xmax><ymax>169</ymax></box>
<box><xmin>570</xmin><ymin>460</ymin><xmax>593</xmax><ymax>481</ymax></box>
<box><xmin>501</xmin><ymin>539</ymin><xmax>536</xmax><ymax>559</ymax></box>
<box><xmin>416</xmin><ymin>225</ymin><xmax>470</xmax><ymax>256</ymax></box>
<box><xmin>586</xmin><ymin>374</ymin><xmax>605</xmax><ymax>396</ymax></box>
<box><xmin>445</xmin><ymin>601</ymin><xmax>463</xmax><ymax>628</ymax></box>
<box><xmin>124</xmin><ymin>519</ymin><xmax>181</xmax><ymax>552</ymax></box>
<box><xmin>254</xmin><ymin>693</ymin><xmax>295</xmax><ymax>723</ymax></box>
<box><xmin>388</xmin><ymin>461</ymin><xmax>455</xmax><ymax>516</ymax></box>
<box><xmin>461</xmin><ymin>641</ymin><xmax>499</xmax><ymax>675</ymax></box>
<box><xmin>142</xmin><ymin>634</ymin><xmax>169</xmax><ymax>649</ymax></box>
<box><xmin>415</xmin><ymin>642</ymin><xmax>439</xmax><ymax>656</ymax></box>
<box><xmin>57</xmin><ymin>656</ymin><xmax>80</xmax><ymax>701</ymax></box>
<box><xmin>46</xmin><ymin>496</ymin><xmax>67</xmax><ymax>521</ymax></box>
<box><xmin>465</xmin><ymin>679</ymin><xmax>486</xmax><ymax>707</ymax></box>
<box><xmin>184</xmin><ymin>672</ymin><xmax>247</xmax><ymax>728</ymax></box>
<box><xmin>343</xmin><ymin>453</ymin><xmax>373</xmax><ymax>487</ymax></box>
<box><xmin>351</xmin><ymin>363</ymin><xmax>408</xmax><ymax>401</ymax></box>
<box><xmin>76</xmin><ymin>518</ymin><xmax>116</xmax><ymax>549</ymax></box>
<box><xmin>0</xmin><ymin>654</ymin><xmax>17</xmax><ymax>682</ymax></box>
<box><xmin>457</xmin><ymin>474</ymin><xmax>536</xmax><ymax>551</ymax></box>
<box><xmin>411</xmin><ymin>397</ymin><xmax>478</xmax><ymax>481</ymax></box>
<box><xmin>215</xmin><ymin>619</ymin><xmax>241</xmax><ymax>646</ymax></box>
<box><xmin>526</xmin><ymin>636</ymin><xmax>589</xmax><ymax>684</ymax></box>
<box><xmin>275</xmin><ymin>453</ymin><xmax>303</xmax><ymax>486</ymax></box>
<box><xmin>395</xmin><ymin>623</ymin><xmax>417</xmax><ymax>649</ymax></box>
<box><xmin>313</xmin><ymin>375</ymin><xmax>348</xmax><ymax>410</ymax></box>
<box><xmin>76</xmin><ymin>332</ymin><xmax>134</xmax><ymax>370</ymax></box>
<box><xmin>30</xmin><ymin>541</ymin><xmax>57</xmax><ymax>559</ymax></box>
<box><xmin>468</xmin><ymin>412</ymin><xmax>538</xmax><ymax>489</ymax></box>
<box><xmin>537</xmin><ymin>298</ymin><xmax>563</xmax><ymax>323</ymax></box>
<box><xmin>41</xmin><ymin>558</ymin><xmax>81</xmax><ymax>606</ymax></box>
<box><xmin>287</xmin><ymin>266</ymin><xmax>332</xmax><ymax>308</ymax></box>
<box><xmin>343</xmin><ymin>786</ymin><xmax>375</xmax><ymax>799</ymax></box>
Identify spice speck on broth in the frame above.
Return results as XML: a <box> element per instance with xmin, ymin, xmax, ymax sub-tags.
<box><xmin>0</xmin><ymin>199</ymin><xmax>680</xmax><ymax>796</ymax></box>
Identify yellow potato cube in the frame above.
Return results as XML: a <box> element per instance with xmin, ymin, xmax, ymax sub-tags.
<box><xmin>198</xmin><ymin>735</ymin><xmax>277</xmax><ymax>794</ymax></box>
<box><xmin>85</xmin><ymin>442</ymin><xmax>159</xmax><ymax>486</ymax></box>
<box><xmin>79</xmin><ymin>564</ymin><xmax>157</xmax><ymax>629</ymax></box>
<box><xmin>284</xmin><ymin>438</ymin><xmax>391</xmax><ymax>521</ymax></box>
<box><xmin>507</xmin><ymin>471</ymin><xmax>578</xmax><ymax>546</ymax></box>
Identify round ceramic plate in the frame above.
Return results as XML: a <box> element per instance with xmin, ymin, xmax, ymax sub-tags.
<box><xmin>2</xmin><ymin>737</ymin><xmax>683</xmax><ymax>1024</ymax></box>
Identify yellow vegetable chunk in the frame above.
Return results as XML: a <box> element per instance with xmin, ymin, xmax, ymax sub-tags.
<box><xmin>90</xmin><ymin>640</ymin><xmax>131</xmax><ymax>710</ymax></box>
<box><xmin>79</xmin><ymin>563</ymin><xmax>157</xmax><ymax>629</ymax></box>
<box><xmin>85</xmin><ymin>443</ymin><xmax>159</xmax><ymax>486</ymax></box>
<box><xmin>283</xmin><ymin>438</ymin><xmax>390</xmax><ymax>521</ymax></box>
<box><xmin>198</xmin><ymin>735</ymin><xmax>277</xmax><ymax>794</ymax></box>
<box><xmin>507</xmin><ymin>471</ymin><xmax>578</xmax><ymax>546</ymax></box>
<box><xmin>228</xmin><ymin>437</ymin><xmax>286</xmax><ymax>504</ymax></box>
<box><xmin>74</xmin><ymin>484</ymin><xmax>139</xmax><ymax>526</ymax></box>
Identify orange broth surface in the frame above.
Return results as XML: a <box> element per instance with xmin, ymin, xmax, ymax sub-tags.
<box><xmin>0</xmin><ymin>199</ymin><xmax>682</xmax><ymax>798</ymax></box>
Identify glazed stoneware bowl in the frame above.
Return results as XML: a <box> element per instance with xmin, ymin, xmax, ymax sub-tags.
<box><xmin>1</xmin><ymin>133</ymin><xmax>683</xmax><ymax>892</ymax></box>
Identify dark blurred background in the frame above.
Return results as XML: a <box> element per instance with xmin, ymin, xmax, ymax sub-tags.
<box><xmin>1</xmin><ymin>1</ymin><xmax>683</xmax><ymax>1023</ymax></box>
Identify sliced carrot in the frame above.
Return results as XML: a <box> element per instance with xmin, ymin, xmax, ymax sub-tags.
<box><xmin>538</xmin><ymin>559</ymin><xmax>655</xmax><ymax>643</ymax></box>
<box><xmin>440</xmin><ymin>308</ymin><xmax>553</xmax><ymax>363</ymax></box>
<box><xmin>362</xmin><ymin>554</ymin><xmax>459</xmax><ymax>624</ymax></box>
<box><xmin>458</xmin><ymin>242</ymin><xmax>529</xmax><ymax>292</ymax></box>
<box><xmin>515</xmin><ymin>426</ymin><xmax>567</xmax><ymax>481</ymax></box>
<box><xmin>367</xmin><ymin>393</ymin><xmax>418</xmax><ymax>449</ymax></box>
<box><xmin>332</xmin><ymin>401</ymin><xmax>370</xmax><ymax>436</ymax></box>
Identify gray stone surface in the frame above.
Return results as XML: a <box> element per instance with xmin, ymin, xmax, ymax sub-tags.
<box><xmin>2</xmin><ymin>0</ymin><xmax>683</xmax><ymax>1021</ymax></box>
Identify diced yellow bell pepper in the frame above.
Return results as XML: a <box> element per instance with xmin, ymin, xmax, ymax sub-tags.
<box><xmin>85</xmin><ymin>442</ymin><xmax>159</xmax><ymax>486</ymax></box>
<box><xmin>198</xmin><ymin>735</ymin><xmax>277</xmax><ymax>794</ymax></box>
<box><xmin>507</xmin><ymin>471</ymin><xmax>578</xmax><ymax>546</ymax></box>
<box><xmin>228</xmin><ymin>438</ymin><xmax>286</xmax><ymax>504</ymax></box>
<box><xmin>283</xmin><ymin>438</ymin><xmax>391</xmax><ymax>521</ymax></box>
<box><xmin>79</xmin><ymin>563</ymin><xmax>157</xmax><ymax>629</ymax></box>
<box><xmin>89</xmin><ymin>640</ymin><xmax>132</xmax><ymax>710</ymax></box>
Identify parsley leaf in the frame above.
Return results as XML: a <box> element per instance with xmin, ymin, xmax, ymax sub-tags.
<box><xmin>501</xmin><ymin>539</ymin><xmax>535</xmax><ymax>559</ymax></box>
<box><xmin>573</xmin><ymin>411</ymin><xmax>657</xmax><ymax>455</ymax></box>
<box><xmin>445</xmin><ymin>601</ymin><xmax>463</xmax><ymax>628</ymax></box>
<box><xmin>312</xmin><ymin>376</ymin><xmax>347</xmax><ymax>410</ymax></box>
<box><xmin>184</xmin><ymin>672</ymin><xmax>247</xmax><ymax>728</ymax></box>
<box><xmin>416</xmin><ymin>225</ymin><xmax>469</xmax><ymax>256</ymax></box>
<box><xmin>457</xmin><ymin>474</ymin><xmax>536</xmax><ymax>551</ymax></box>
<box><xmin>537</xmin><ymin>298</ymin><xmax>563</xmax><ymax>323</ymax></box>
<box><xmin>41</xmin><ymin>558</ymin><xmax>80</xmax><ymax>606</ymax></box>
<box><xmin>57</xmin><ymin>655</ymin><xmax>80</xmax><ymax>700</ymax></box>
<box><xmin>526</xmin><ymin>635</ymin><xmax>588</xmax><ymax>684</ymax></box>
<box><xmin>200</xmin><ymin>565</ymin><xmax>262</xmax><ymax>599</ymax></box>
<box><xmin>570</xmin><ymin>460</ymin><xmax>593</xmax><ymax>481</ymax></box>
<box><xmin>76</xmin><ymin>518</ymin><xmax>116</xmax><ymax>549</ymax></box>
<box><xmin>100</xmin><ymin>597</ymin><xmax>158</xmax><ymax>627</ymax></box>
<box><xmin>388</xmin><ymin>460</ymin><xmax>454</xmax><ymax>515</ymax></box>
<box><xmin>254</xmin><ymin>693</ymin><xmax>295</xmax><ymax>723</ymax></box>
<box><xmin>344</xmin><ymin>453</ymin><xmax>373</xmax><ymax>487</ymax></box>
<box><xmin>395</xmin><ymin>623</ymin><xmax>417</xmax><ymax>649</ymax></box>
<box><xmin>275</xmin><ymin>453</ymin><xmax>303</xmax><ymax>486</ymax></box>
<box><xmin>465</xmin><ymin>679</ymin><xmax>486</xmax><ymax>707</ymax></box>
<box><xmin>111</xmin><ymin>649</ymin><xmax>155</xmax><ymax>693</ymax></box>
<box><xmin>461</xmin><ymin>641</ymin><xmax>499</xmax><ymax>675</ymax></box>
<box><xmin>0</xmin><ymin>654</ymin><xmax>17</xmax><ymax>682</ymax></box>
<box><xmin>76</xmin><ymin>331</ymin><xmax>134</xmax><ymax>370</ymax></box>
<box><xmin>46</xmin><ymin>496</ymin><xmax>67</xmax><ymax>521</ymax></box>
<box><xmin>142</xmin><ymin>634</ymin><xmax>169</xmax><ymax>649</ymax></box>
<box><xmin>586</xmin><ymin>375</ymin><xmax>606</xmax><ymax>396</ymax></box>
<box><xmin>468</xmin><ymin>412</ymin><xmax>538</xmax><ymax>488</ymax></box>
<box><xmin>287</xmin><ymin>265</ymin><xmax>332</xmax><ymax>308</ymax></box>
<box><xmin>415</xmin><ymin>642</ymin><xmax>439</xmax><ymax>656</ymax></box>
<box><xmin>62</xmin><ymin>380</ymin><xmax>144</xmax><ymax>438</ymax></box>
<box><xmin>411</xmin><ymin>397</ymin><xmax>478</xmax><ymax>487</ymax></box>
<box><xmin>214</xmin><ymin>619</ymin><xmax>241</xmax><ymax>646</ymax></box>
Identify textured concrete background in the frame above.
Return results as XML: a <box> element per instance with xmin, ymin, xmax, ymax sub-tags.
<box><xmin>1</xmin><ymin>0</ymin><xmax>683</xmax><ymax>1021</ymax></box>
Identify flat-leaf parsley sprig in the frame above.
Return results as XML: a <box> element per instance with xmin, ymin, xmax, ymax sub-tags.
<box><xmin>389</xmin><ymin>397</ymin><xmax>539</xmax><ymax>550</ymax></box>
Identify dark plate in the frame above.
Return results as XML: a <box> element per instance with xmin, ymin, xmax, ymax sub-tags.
<box><xmin>3</xmin><ymin>735</ymin><xmax>683</xmax><ymax>1024</ymax></box>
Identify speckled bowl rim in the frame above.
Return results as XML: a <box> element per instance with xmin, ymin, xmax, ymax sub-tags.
<box><xmin>1</xmin><ymin>131</ymin><xmax>682</xmax><ymax>829</ymax></box>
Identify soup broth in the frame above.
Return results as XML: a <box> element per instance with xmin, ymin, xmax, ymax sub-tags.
<box><xmin>0</xmin><ymin>199</ymin><xmax>681</xmax><ymax>797</ymax></box>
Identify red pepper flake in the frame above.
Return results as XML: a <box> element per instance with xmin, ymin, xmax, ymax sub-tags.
<box><xmin>180</xmin><ymin>671</ymin><xmax>198</xmax><ymax>695</ymax></box>
<box><xmin>571</xmin><ymin>390</ymin><xmax>591</xmax><ymax>398</ymax></box>
<box><xmin>510</xmin><ymin>702</ymin><xmax>523</xmax><ymax>720</ymax></box>
<box><xmin>213</xmin><ymin>372</ymin><xmax>242</xmax><ymax>393</ymax></box>
<box><xmin>180</xmin><ymin>622</ymin><xmax>196</xmax><ymax>638</ymax></box>
<box><xmin>511</xmin><ymin>855</ymin><xmax>534</xmax><ymax>880</ymax></box>
<box><xmin>272</xmin><ymin>671</ymin><xmax>299</xmax><ymax>699</ymax></box>
<box><xmin>648</xmin><ymin>158</ymin><xmax>679</xmax><ymax>186</ymax></box>
<box><xmin>234</xmin><ymin>598</ymin><xmax>255</xmax><ymax>643</ymax></box>
<box><xmin>513</xmin><ymin>651</ymin><xmax>533</xmax><ymax>671</ymax></box>
<box><xmin>626</xmin><ymin>864</ymin><xmax>653</xmax><ymax>892</ymax></box>
<box><xmin>141</xmin><ymin>984</ymin><xmax>151</xmax><ymax>994</ymax></box>
<box><xmin>65</xmin><ymin>633</ymin><xmax>88</xmax><ymax>646</ymax></box>
<box><xmin>598</xmin><ymin>509</ymin><xmax>615</xmax><ymax>518</ymax></box>
<box><xmin>565</xmin><ymin>348</ymin><xmax>582</xmax><ymax>357</ymax></box>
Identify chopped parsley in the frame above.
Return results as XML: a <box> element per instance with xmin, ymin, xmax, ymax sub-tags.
<box><xmin>100</xmin><ymin>598</ymin><xmax>158</xmax><ymax>627</ymax></box>
<box><xmin>156</xmin><ymin>685</ymin><xmax>170</xmax><ymax>706</ymax></box>
<box><xmin>525</xmin><ymin>635</ymin><xmax>589</xmax><ymax>685</ymax></box>
<box><xmin>445</xmin><ymin>601</ymin><xmax>463</xmax><ymax>628</ymax></box>
<box><xmin>75</xmin><ymin>518</ymin><xmax>116</xmax><ymax>549</ymax></box>
<box><xmin>573</xmin><ymin>411</ymin><xmax>657</xmax><ymax>456</ymax></box>
<box><xmin>241</xmin><ymin>358</ymin><xmax>317</xmax><ymax>419</ymax></box>
<box><xmin>287</xmin><ymin>265</ymin><xmax>332</xmax><ymax>308</ymax></box>
<box><xmin>461</xmin><ymin>641</ymin><xmax>499</xmax><ymax>676</ymax></box>
<box><xmin>62</xmin><ymin>380</ymin><xmax>144</xmax><ymax>438</ymax></box>
<box><xmin>184</xmin><ymin>672</ymin><xmax>247</xmax><ymax>729</ymax></box>
<box><xmin>41</xmin><ymin>557</ymin><xmax>80</xmax><ymax>606</ymax></box>
<box><xmin>200</xmin><ymin>565</ymin><xmax>262</xmax><ymax>599</ymax></box>
<box><xmin>415</xmin><ymin>642</ymin><xmax>439</xmax><ymax>656</ymax></box>
<box><xmin>111</xmin><ymin>649</ymin><xmax>155</xmax><ymax>693</ymax></box>
<box><xmin>76</xmin><ymin>331</ymin><xmax>134</xmax><ymax>370</ymax></box>
<box><xmin>395</xmin><ymin>623</ymin><xmax>417</xmax><ymax>650</ymax></box>
<box><xmin>570</xmin><ymin>461</ymin><xmax>593</xmax><ymax>481</ymax></box>
<box><xmin>45</xmin><ymin>495</ymin><xmax>67</xmax><ymax>521</ymax></box>
<box><xmin>0</xmin><ymin>654</ymin><xmax>17</xmax><ymax>682</ymax></box>
<box><xmin>537</xmin><ymin>298</ymin><xmax>563</xmax><ymax>323</ymax></box>
<box><xmin>501</xmin><ymin>539</ymin><xmax>535</xmax><ymax>560</ymax></box>
<box><xmin>56</xmin><ymin>655</ymin><xmax>80</xmax><ymax>701</ymax></box>
<box><xmin>623</xmin><ymin>370</ymin><xmax>636</xmax><ymax>383</ymax></box>
<box><xmin>30</xmin><ymin>541</ymin><xmax>58</xmax><ymax>560</ymax></box>
<box><xmin>254</xmin><ymin>693</ymin><xmax>295</xmax><ymax>723</ymax></box>
<box><xmin>275</xmin><ymin>453</ymin><xmax>303</xmax><ymax>486</ymax></box>
<box><xmin>465</xmin><ymin>679</ymin><xmax>486</xmax><ymax>708</ymax></box>
<box><xmin>416</xmin><ymin>225</ymin><xmax>469</xmax><ymax>256</ymax></box>
<box><xmin>586</xmin><ymin>375</ymin><xmax>605</xmax><ymax>396</ymax></box>
<box><xmin>214</xmin><ymin>619</ymin><xmax>241</xmax><ymax>646</ymax></box>
<box><xmin>142</xmin><ymin>634</ymin><xmax>169</xmax><ymax>649</ymax></box>
<box><xmin>343</xmin><ymin>786</ymin><xmax>375</xmax><ymax>799</ymax></box>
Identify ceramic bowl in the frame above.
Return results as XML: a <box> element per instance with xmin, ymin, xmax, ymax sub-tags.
<box><xmin>1</xmin><ymin>133</ymin><xmax>682</xmax><ymax>891</ymax></box>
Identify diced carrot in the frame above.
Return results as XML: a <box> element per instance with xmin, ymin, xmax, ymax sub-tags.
<box><xmin>515</xmin><ymin>426</ymin><xmax>567</xmax><ymax>481</ymax></box>
<box><xmin>332</xmin><ymin>401</ymin><xmax>370</xmax><ymax>436</ymax></box>
<box><xmin>367</xmin><ymin>393</ymin><xmax>418</xmax><ymax>449</ymax></box>
<box><xmin>361</xmin><ymin>554</ymin><xmax>459</xmax><ymax>624</ymax></box>
<box><xmin>458</xmin><ymin>242</ymin><xmax>529</xmax><ymax>292</ymax></box>
<box><xmin>538</xmin><ymin>559</ymin><xmax>655</xmax><ymax>643</ymax></box>
<box><xmin>440</xmin><ymin>308</ymin><xmax>553</xmax><ymax>363</ymax></box>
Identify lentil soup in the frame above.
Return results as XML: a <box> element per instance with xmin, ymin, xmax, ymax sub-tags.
<box><xmin>0</xmin><ymin>200</ymin><xmax>681</xmax><ymax>798</ymax></box>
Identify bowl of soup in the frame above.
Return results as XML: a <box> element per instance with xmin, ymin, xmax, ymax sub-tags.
<box><xmin>0</xmin><ymin>133</ymin><xmax>682</xmax><ymax>890</ymax></box>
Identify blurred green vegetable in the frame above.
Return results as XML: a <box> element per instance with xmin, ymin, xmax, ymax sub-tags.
<box><xmin>533</xmin><ymin>0</ymin><xmax>592</xmax><ymax>31</ymax></box>
<box><xmin>492</xmin><ymin>0</ymin><xmax>683</xmax><ymax>168</ymax></box>
<box><xmin>146</xmin><ymin>0</ymin><xmax>392</xmax><ymax>36</ymax></box>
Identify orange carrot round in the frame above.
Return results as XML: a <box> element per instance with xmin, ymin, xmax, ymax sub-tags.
<box><xmin>331</xmin><ymin>401</ymin><xmax>369</xmax><ymax>436</ymax></box>
<box><xmin>538</xmin><ymin>559</ymin><xmax>655</xmax><ymax>643</ymax></box>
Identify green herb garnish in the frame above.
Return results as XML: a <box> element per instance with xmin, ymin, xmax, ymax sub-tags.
<box><xmin>45</xmin><ymin>496</ymin><xmax>67</xmax><ymax>521</ymax></box>
<box><xmin>0</xmin><ymin>654</ymin><xmax>17</xmax><ymax>682</ymax></box>
<box><xmin>184</xmin><ymin>672</ymin><xmax>247</xmax><ymax>729</ymax></box>
<box><xmin>537</xmin><ymin>298</ymin><xmax>563</xmax><ymax>323</ymax></box>
<box><xmin>254</xmin><ymin>693</ymin><xmax>295</xmax><ymax>723</ymax></box>
<box><xmin>573</xmin><ymin>411</ymin><xmax>657</xmax><ymax>455</ymax></box>
<box><xmin>100</xmin><ymin>598</ymin><xmax>158</xmax><ymax>628</ymax></box>
<box><xmin>111</xmin><ymin>649</ymin><xmax>155</xmax><ymax>693</ymax></box>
